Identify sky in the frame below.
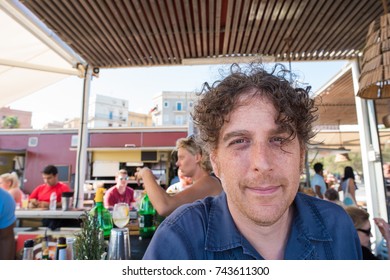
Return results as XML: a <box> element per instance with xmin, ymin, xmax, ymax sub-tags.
<box><xmin>9</xmin><ymin>60</ymin><xmax>349</xmax><ymax>129</ymax></box>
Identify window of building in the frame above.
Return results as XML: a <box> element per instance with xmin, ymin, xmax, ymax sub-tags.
<box><xmin>109</xmin><ymin>111</ymin><xmax>113</xmax><ymax>120</ymax></box>
<box><xmin>175</xmin><ymin>115</ymin><xmax>184</xmax><ymax>125</ymax></box>
<box><xmin>164</xmin><ymin>101</ymin><xmax>169</xmax><ymax>108</ymax></box>
<box><xmin>176</xmin><ymin>102</ymin><xmax>182</xmax><ymax>111</ymax></box>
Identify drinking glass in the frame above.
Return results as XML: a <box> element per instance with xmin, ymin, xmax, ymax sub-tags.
<box><xmin>133</xmin><ymin>190</ymin><xmax>144</xmax><ymax>210</ymax></box>
<box><xmin>21</xmin><ymin>194</ymin><xmax>29</xmax><ymax>209</ymax></box>
<box><xmin>107</xmin><ymin>228</ymin><xmax>131</xmax><ymax>260</ymax></box>
<box><xmin>112</xmin><ymin>203</ymin><xmax>130</xmax><ymax>228</ymax></box>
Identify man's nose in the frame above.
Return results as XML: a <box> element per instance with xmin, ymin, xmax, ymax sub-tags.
<box><xmin>251</xmin><ymin>142</ymin><xmax>273</xmax><ymax>172</ymax></box>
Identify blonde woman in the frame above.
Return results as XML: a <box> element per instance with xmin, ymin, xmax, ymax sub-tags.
<box><xmin>0</xmin><ymin>172</ymin><xmax>24</xmax><ymax>206</ymax></box>
<box><xmin>345</xmin><ymin>206</ymin><xmax>390</xmax><ymax>260</ymax></box>
<box><xmin>136</xmin><ymin>136</ymin><xmax>222</xmax><ymax>217</ymax></box>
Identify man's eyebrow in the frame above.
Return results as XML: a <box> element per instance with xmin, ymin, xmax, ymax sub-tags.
<box><xmin>222</xmin><ymin>130</ymin><xmax>250</xmax><ymax>142</ymax></box>
<box><xmin>222</xmin><ymin>125</ymin><xmax>289</xmax><ymax>142</ymax></box>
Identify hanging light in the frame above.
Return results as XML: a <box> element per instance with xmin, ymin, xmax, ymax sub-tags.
<box><xmin>357</xmin><ymin>4</ymin><xmax>390</xmax><ymax>99</ymax></box>
<box><xmin>335</xmin><ymin>120</ymin><xmax>351</xmax><ymax>163</ymax></box>
<box><xmin>335</xmin><ymin>152</ymin><xmax>351</xmax><ymax>162</ymax></box>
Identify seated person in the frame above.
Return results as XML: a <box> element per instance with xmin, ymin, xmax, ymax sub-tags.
<box><xmin>0</xmin><ymin>172</ymin><xmax>24</xmax><ymax>207</ymax></box>
<box><xmin>345</xmin><ymin>206</ymin><xmax>390</xmax><ymax>260</ymax></box>
<box><xmin>0</xmin><ymin>188</ymin><xmax>16</xmax><ymax>259</ymax></box>
<box><xmin>135</xmin><ymin>135</ymin><xmax>222</xmax><ymax>217</ymax></box>
<box><xmin>166</xmin><ymin>169</ymin><xmax>192</xmax><ymax>195</ymax></box>
<box><xmin>104</xmin><ymin>169</ymin><xmax>135</xmax><ymax>209</ymax></box>
<box><xmin>143</xmin><ymin>63</ymin><xmax>361</xmax><ymax>260</ymax></box>
<box><xmin>29</xmin><ymin>165</ymin><xmax>71</xmax><ymax>209</ymax></box>
<box><xmin>28</xmin><ymin>165</ymin><xmax>72</xmax><ymax>229</ymax></box>
<box><xmin>324</xmin><ymin>188</ymin><xmax>342</xmax><ymax>206</ymax></box>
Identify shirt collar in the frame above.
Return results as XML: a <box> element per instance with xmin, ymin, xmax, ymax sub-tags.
<box><xmin>204</xmin><ymin>191</ymin><xmax>332</xmax><ymax>258</ymax></box>
<box><xmin>204</xmin><ymin>192</ymin><xmax>260</xmax><ymax>258</ymax></box>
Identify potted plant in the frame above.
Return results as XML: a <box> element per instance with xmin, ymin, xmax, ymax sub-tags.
<box><xmin>73</xmin><ymin>212</ymin><xmax>106</xmax><ymax>260</ymax></box>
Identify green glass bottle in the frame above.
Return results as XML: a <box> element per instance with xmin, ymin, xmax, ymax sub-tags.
<box><xmin>89</xmin><ymin>188</ymin><xmax>113</xmax><ymax>239</ymax></box>
<box><xmin>138</xmin><ymin>193</ymin><xmax>156</xmax><ymax>238</ymax></box>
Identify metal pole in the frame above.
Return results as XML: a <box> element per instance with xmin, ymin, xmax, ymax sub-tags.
<box><xmin>351</xmin><ymin>59</ymin><xmax>388</xmax><ymax>251</ymax></box>
<box><xmin>74</xmin><ymin>65</ymin><xmax>93</xmax><ymax>208</ymax></box>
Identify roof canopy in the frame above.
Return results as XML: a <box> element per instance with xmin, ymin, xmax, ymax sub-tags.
<box><xmin>19</xmin><ymin>0</ymin><xmax>389</xmax><ymax>68</ymax></box>
<box><xmin>0</xmin><ymin>0</ymin><xmax>84</xmax><ymax>107</ymax></box>
<box><xmin>314</xmin><ymin>64</ymin><xmax>390</xmax><ymax>126</ymax></box>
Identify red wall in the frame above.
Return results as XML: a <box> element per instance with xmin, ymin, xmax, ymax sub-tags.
<box><xmin>89</xmin><ymin>131</ymin><xmax>186</xmax><ymax>147</ymax></box>
<box><xmin>0</xmin><ymin>133</ymin><xmax>77</xmax><ymax>194</ymax></box>
<box><xmin>24</xmin><ymin>134</ymin><xmax>77</xmax><ymax>194</ymax></box>
<box><xmin>0</xmin><ymin>130</ymin><xmax>187</xmax><ymax>194</ymax></box>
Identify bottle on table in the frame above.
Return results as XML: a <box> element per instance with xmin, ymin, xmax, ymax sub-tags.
<box><xmin>41</xmin><ymin>238</ymin><xmax>49</xmax><ymax>260</ymax></box>
<box><xmin>42</xmin><ymin>248</ymin><xmax>50</xmax><ymax>260</ymax></box>
<box><xmin>138</xmin><ymin>193</ymin><xmax>156</xmax><ymax>239</ymax></box>
<box><xmin>55</xmin><ymin>237</ymin><xmax>67</xmax><ymax>260</ymax></box>
<box><xmin>22</xmin><ymin>239</ymin><xmax>34</xmax><ymax>260</ymax></box>
<box><xmin>89</xmin><ymin>187</ymin><xmax>113</xmax><ymax>239</ymax></box>
<box><xmin>49</xmin><ymin>192</ymin><xmax>57</xmax><ymax>210</ymax></box>
<box><xmin>66</xmin><ymin>237</ymin><xmax>75</xmax><ymax>260</ymax></box>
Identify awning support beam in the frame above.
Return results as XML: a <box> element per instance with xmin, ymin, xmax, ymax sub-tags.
<box><xmin>73</xmin><ymin>65</ymin><xmax>92</xmax><ymax>208</ymax></box>
<box><xmin>351</xmin><ymin>60</ymin><xmax>389</xmax><ymax>249</ymax></box>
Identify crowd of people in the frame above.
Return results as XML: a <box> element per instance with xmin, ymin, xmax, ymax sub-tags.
<box><xmin>1</xmin><ymin>62</ymin><xmax>389</xmax><ymax>260</ymax></box>
<box><xmin>306</xmin><ymin>162</ymin><xmax>389</xmax><ymax>259</ymax></box>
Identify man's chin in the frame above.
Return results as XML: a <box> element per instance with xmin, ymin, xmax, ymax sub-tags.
<box><xmin>246</xmin><ymin>204</ymin><xmax>289</xmax><ymax>225</ymax></box>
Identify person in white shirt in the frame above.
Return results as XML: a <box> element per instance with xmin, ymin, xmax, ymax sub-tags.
<box><xmin>166</xmin><ymin>169</ymin><xmax>192</xmax><ymax>195</ymax></box>
<box><xmin>311</xmin><ymin>162</ymin><xmax>327</xmax><ymax>199</ymax></box>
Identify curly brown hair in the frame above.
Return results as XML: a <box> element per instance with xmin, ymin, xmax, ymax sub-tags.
<box><xmin>192</xmin><ymin>63</ymin><xmax>318</xmax><ymax>152</ymax></box>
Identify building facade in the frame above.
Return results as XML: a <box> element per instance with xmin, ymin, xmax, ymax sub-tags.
<box><xmin>151</xmin><ymin>91</ymin><xmax>198</xmax><ymax>126</ymax></box>
<box><xmin>127</xmin><ymin>111</ymin><xmax>152</xmax><ymax>127</ymax></box>
<box><xmin>89</xmin><ymin>94</ymin><xmax>128</xmax><ymax>128</ymax></box>
<box><xmin>0</xmin><ymin>107</ymin><xmax>32</xmax><ymax>129</ymax></box>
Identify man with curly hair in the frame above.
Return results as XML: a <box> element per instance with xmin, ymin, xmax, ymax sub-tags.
<box><xmin>143</xmin><ymin>63</ymin><xmax>362</xmax><ymax>260</ymax></box>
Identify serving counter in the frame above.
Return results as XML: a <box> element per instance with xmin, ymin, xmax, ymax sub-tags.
<box><xmin>15</xmin><ymin>209</ymin><xmax>86</xmax><ymax>219</ymax></box>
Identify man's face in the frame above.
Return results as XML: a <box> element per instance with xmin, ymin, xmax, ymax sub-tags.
<box><xmin>210</xmin><ymin>94</ymin><xmax>304</xmax><ymax>227</ymax></box>
<box><xmin>116</xmin><ymin>173</ymin><xmax>128</xmax><ymax>187</ymax></box>
<box><xmin>42</xmin><ymin>173</ymin><xmax>58</xmax><ymax>187</ymax></box>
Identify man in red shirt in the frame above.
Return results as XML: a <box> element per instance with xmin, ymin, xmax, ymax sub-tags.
<box><xmin>28</xmin><ymin>165</ymin><xmax>73</xmax><ymax>229</ymax></box>
<box><xmin>104</xmin><ymin>169</ymin><xmax>134</xmax><ymax>209</ymax></box>
<box><xmin>29</xmin><ymin>165</ymin><xmax>71</xmax><ymax>209</ymax></box>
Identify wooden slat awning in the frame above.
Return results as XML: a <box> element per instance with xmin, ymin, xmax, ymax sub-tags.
<box><xmin>314</xmin><ymin>65</ymin><xmax>390</xmax><ymax>126</ymax></box>
<box><xmin>19</xmin><ymin>0</ymin><xmax>390</xmax><ymax>68</ymax></box>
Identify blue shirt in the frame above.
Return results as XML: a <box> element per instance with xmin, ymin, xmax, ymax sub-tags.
<box><xmin>0</xmin><ymin>188</ymin><xmax>16</xmax><ymax>229</ymax></box>
<box><xmin>143</xmin><ymin>191</ymin><xmax>362</xmax><ymax>260</ymax></box>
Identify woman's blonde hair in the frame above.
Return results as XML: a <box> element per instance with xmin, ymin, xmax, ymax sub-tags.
<box><xmin>344</xmin><ymin>206</ymin><xmax>369</xmax><ymax>230</ymax></box>
<box><xmin>0</xmin><ymin>172</ymin><xmax>20</xmax><ymax>189</ymax></box>
<box><xmin>176</xmin><ymin>136</ymin><xmax>212</xmax><ymax>173</ymax></box>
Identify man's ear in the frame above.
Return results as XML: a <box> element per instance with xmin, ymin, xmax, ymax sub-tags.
<box><xmin>210</xmin><ymin>151</ymin><xmax>220</xmax><ymax>177</ymax></box>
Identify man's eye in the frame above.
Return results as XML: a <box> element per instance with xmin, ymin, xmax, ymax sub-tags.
<box><xmin>229</xmin><ymin>138</ymin><xmax>248</xmax><ymax>146</ymax></box>
<box><xmin>270</xmin><ymin>137</ymin><xmax>285</xmax><ymax>145</ymax></box>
